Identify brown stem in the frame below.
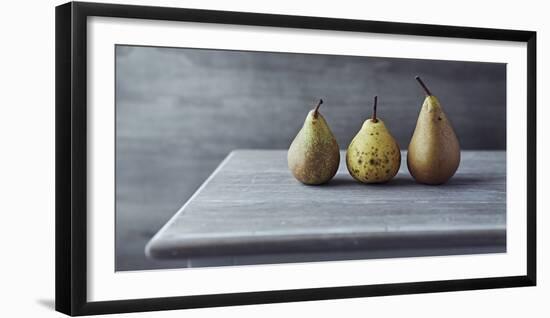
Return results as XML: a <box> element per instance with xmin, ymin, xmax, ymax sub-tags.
<box><xmin>371</xmin><ymin>96</ymin><xmax>378</xmax><ymax>122</ymax></box>
<box><xmin>415</xmin><ymin>76</ymin><xmax>432</xmax><ymax>96</ymax></box>
<box><xmin>313</xmin><ymin>99</ymin><xmax>323</xmax><ymax>118</ymax></box>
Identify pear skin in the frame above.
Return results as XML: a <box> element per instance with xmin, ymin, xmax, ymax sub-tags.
<box><xmin>346</xmin><ymin>96</ymin><xmax>401</xmax><ymax>183</ymax></box>
<box><xmin>288</xmin><ymin>99</ymin><xmax>340</xmax><ymax>185</ymax></box>
<box><xmin>407</xmin><ymin>77</ymin><xmax>460</xmax><ymax>185</ymax></box>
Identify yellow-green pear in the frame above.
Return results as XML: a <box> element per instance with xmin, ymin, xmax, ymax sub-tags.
<box><xmin>288</xmin><ymin>99</ymin><xmax>340</xmax><ymax>185</ymax></box>
<box><xmin>346</xmin><ymin>96</ymin><xmax>401</xmax><ymax>183</ymax></box>
<box><xmin>407</xmin><ymin>76</ymin><xmax>460</xmax><ymax>185</ymax></box>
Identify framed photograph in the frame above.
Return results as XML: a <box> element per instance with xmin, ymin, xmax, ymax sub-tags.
<box><xmin>55</xmin><ymin>1</ymin><xmax>536</xmax><ymax>316</ymax></box>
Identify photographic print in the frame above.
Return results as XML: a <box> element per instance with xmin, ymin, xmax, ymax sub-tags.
<box><xmin>56</xmin><ymin>2</ymin><xmax>535</xmax><ymax>314</ymax></box>
<box><xmin>115</xmin><ymin>45</ymin><xmax>506</xmax><ymax>271</ymax></box>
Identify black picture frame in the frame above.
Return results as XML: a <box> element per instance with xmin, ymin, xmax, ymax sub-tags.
<box><xmin>55</xmin><ymin>1</ymin><xmax>537</xmax><ymax>316</ymax></box>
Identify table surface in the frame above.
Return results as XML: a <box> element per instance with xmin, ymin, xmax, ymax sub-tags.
<box><xmin>146</xmin><ymin>150</ymin><xmax>506</xmax><ymax>267</ymax></box>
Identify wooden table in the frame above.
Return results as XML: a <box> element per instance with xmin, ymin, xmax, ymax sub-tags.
<box><xmin>146</xmin><ymin>150</ymin><xmax>506</xmax><ymax>267</ymax></box>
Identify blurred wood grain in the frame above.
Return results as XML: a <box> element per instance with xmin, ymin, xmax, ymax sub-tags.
<box><xmin>145</xmin><ymin>150</ymin><xmax>505</xmax><ymax>268</ymax></box>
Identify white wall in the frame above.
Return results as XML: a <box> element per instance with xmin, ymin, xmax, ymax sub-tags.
<box><xmin>0</xmin><ymin>0</ymin><xmax>546</xmax><ymax>317</ymax></box>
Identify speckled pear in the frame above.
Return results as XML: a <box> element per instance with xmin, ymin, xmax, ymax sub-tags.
<box><xmin>288</xmin><ymin>99</ymin><xmax>340</xmax><ymax>185</ymax></box>
<box><xmin>346</xmin><ymin>96</ymin><xmax>401</xmax><ymax>183</ymax></box>
<box><xmin>407</xmin><ymin>76</ymin><xmax>460</xmax><ymax>184</ymax></box>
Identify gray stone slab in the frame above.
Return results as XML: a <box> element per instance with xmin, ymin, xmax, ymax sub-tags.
<box><xmin>146</xmin><ymin>150</ymin><xmax>506</xmax><ymax>267</ymax></box>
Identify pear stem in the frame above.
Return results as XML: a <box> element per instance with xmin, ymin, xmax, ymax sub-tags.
<box><xmin>415</xmin><ymin>76</ymin><xmax>432</xmax><ymax>96</ymax></box>
<box><xmin>313</xmin><ymin>99</ymin><xmax>323</xmax><ymax>118</ymax></box>
<box><xmin>371</xmin><ymin>96</ymin><xmax>378</xmax><ymax>123</ymax></box>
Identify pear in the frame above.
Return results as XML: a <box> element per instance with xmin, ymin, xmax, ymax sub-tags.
<box><xmin>288</xmin><ymin>99</ymin><xmax>340</xmax><ymax>185</ymax></box>
<box><xmin>346</xmin><ymin>96</ymin><xmax>401</xmax><ymax>183</ymax></box>
<box><xmin>407</xmin><ymin>76</ymin><xmax>460</xmax><ymax>185</ymax></box>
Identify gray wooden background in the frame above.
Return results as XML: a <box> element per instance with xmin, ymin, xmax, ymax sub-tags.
<box><xmin>115</xmin><ymin>45</ymin><xmax>506</xmax><ymax>271</ymax></box>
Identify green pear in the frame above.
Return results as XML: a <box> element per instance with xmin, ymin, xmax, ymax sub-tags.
<box><xmin>346</xmin><ymin>96</ymin><xmax>401</xmax><ymax>183</ymax></box>
<box><xmin>288</xmin><ymin>99</ymin><xmax>340</xmax><ymax>185</ymax></box>
<box><xmin>407</xmin><ymin>76</ymin><xmax>460</xmax><ymax>185</ymax></box>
